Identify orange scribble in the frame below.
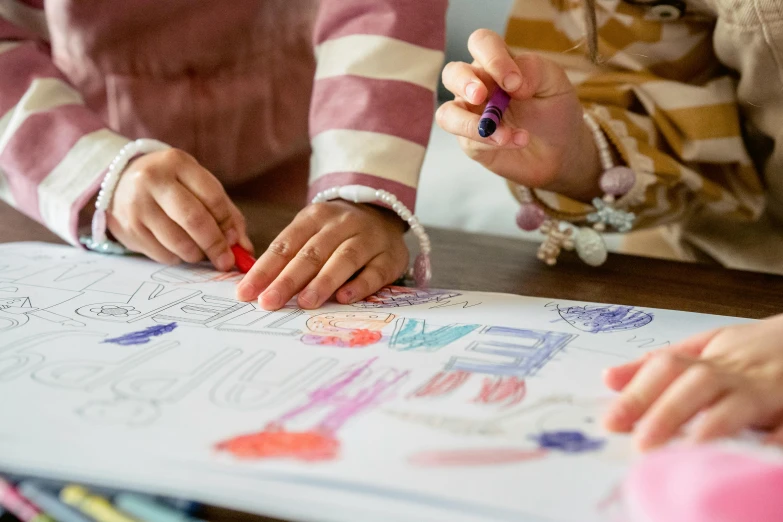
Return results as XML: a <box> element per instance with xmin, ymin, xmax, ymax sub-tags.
<box><xmin>216</xmin><ymin>425</ymin><xmax>339</xmax><ymax>461</ymax></box>
<box><xmin>474</xmin><ymin>376</ymin><xmax>527</xmax><ymax>407</ymax></box>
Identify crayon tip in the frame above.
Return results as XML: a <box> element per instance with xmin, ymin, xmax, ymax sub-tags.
<box><xmin>230</xmin><ymin>245</ymin><xmax>256</xmax><ymax>274</ymax></box>
<box><xmin>478</xmin><ymin>119</ymin><xmax>497</xmax><ymax>138</ymax></box>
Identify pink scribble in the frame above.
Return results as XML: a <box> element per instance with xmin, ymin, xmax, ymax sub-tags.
<box><xmin>410</xmin><ymin>448</ymin><xmax>548</xmax><ymax>467</ymax></box>
<box><xmin>216</xmin><ymin>358</ymin><xmax>407</xmax><ymax>461</ymax></box>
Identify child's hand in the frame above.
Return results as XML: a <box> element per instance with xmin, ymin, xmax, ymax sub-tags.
<box><xmin>602</xmin><ymin>314</ymin><xmax>783</xmax><ymax>450</ymax></box>
<box><xmin>437</xmin><ymin>29</ymin><xmax>602</xmax><ymax>202</ymax></box>
<box><xmin>235</xmin><ymin>201</ymin><xmax>408</xmax><ymax>310</ymax></box>
<box><xmin>108</xmin><ymin>149</ymin><xmax>252</xmax><ymax>271</ymax></box>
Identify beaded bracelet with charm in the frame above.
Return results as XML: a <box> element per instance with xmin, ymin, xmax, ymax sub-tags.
<box><xmin>310</xmin><ymin>185</ymin><xmax>432</xmax><ymax>288</ymax></box>
<box><xmin>513</xmin><ymin>112</ymin><xmax>637</xmax><ymax>267</ymax></box>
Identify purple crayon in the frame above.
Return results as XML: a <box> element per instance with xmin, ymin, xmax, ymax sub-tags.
<box><xmin>478</xmin><ymin>87</ymin><xmax>511</xmax><ymax>138</ymax></box>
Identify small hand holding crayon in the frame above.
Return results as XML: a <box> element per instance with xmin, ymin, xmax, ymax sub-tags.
<box><xmin>107</xmin><ymin>149</ymin><xmax>253</xmax><ymax>271</ymax></box>
<box><xmin>235</xmin><ymin>201</ymin><xmax>408</xmax><ymax>311</ymax></box>
<box><xmin>436</xmin><ymin>29</ymin><xmax>604</xmax><ymax>203</ymax></box>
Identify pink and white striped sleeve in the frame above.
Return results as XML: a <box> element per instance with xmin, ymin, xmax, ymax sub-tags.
<box><xmin>0</xmin><ymin>0</ymin><xmax>130</xmax><ymax>247</ymax></box>
<box><xmin>308</xmin><ymin>0</ymin><xmax>448</xmax><ymax>212</ymax></box>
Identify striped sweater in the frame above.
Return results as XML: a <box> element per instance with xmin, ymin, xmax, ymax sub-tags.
<box><xmin>504</xmin><ymin>0</ymin><xmax>783</xmax><ymax>275</ymax></box>
<box><xmin>0</xmin><ymin>0</ymin><xmax>447</xmax><ymax>246</ymax></box>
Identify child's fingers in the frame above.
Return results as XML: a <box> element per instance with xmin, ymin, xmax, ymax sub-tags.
<box><xmin>236</xmin><ymin>214</ymin><xmax>320</xmax><ymax>302</ymax></box>
<box><xmin>512</xmin><ymin>53</ymin><xmax>573</xmax><ymax>99</ymax></box>
<box><xmin>603</xmin><ymin>354</ymin><xmax>655</xmax><ymax>392</ymax></box>
<box><xmin>467</xmin><ymin>29</ymin><xmax>525</xmax><ymax>95</ymax></box>
<box><xmin>142</xmin><ymin>203</ymin><xmax>204</xmax><ymax>264</ymax></box>
<box><xmin>154</xmin><ymin>183</ymin><xmax>234</xmax><ymax>271</ymax></box>
<box><xmin>764</xmin><ymin>423</ymin><xmax>783</xmax><ymax>446</ymax></box>
<box><xmin>690</xmin><ymin>393</ymin><xmax>759</xmax><ymax>442</ymax></box>
<box><xmin>603</xmin><ymin>352</ymin><xmax>692</xmax><ymax>432</ymax></box>
<box><xmin>229</xmin><ymin>204</ymin><xmax>253</xmax><ymax>254</ymax></box>
<box><xmin>336</xmin><ymin>251</ymin><xmax>406</xmax><ymax>305</ymax></box>
<box><xmin>296</xmin><ymin>234</ymin><xmax>384</xmax><ymax>309</ymax></box>
<box><xmin>261</xmin><ymin>230</ymin><xmax>357</xmax><ymax>311</ymax></box>
<box><xmin>108</xmin><ymin>217</ymin><xmax>179</xmax><ymax>266</ymax></box>
<box><xmin>177</xmin><ymin>157</ymin><xmax>238</xmax><ymax>236</ymax></box>
<box><xmin>603</xmin><ymin>329</ymin><xmax>723</xmax><ymax>391</ymax></box>
<box><xmin>634</xmin><ymin>362</ymin><xmax>725</xmax><ymax>450</ymax></box>
<box><xmin>441</xmin><ymin>61</ymin><xmax>490</xmax><ymax>105</ymax></box>
<box><xmin>436</xmin><ymin>100</ymin><xmax>528</xmax><ymax>148</ymax></box>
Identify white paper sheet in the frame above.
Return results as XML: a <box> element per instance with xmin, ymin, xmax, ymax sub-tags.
<box><xmin>0</xmin><ymin>242</ymin><xmax>754</xmax><ymax>522</ymax></box>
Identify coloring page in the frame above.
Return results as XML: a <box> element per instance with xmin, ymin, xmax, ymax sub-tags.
<box><xmin>0</xmin><ymin>242</ymin><xmax>753</xmax><ymax>522</ymax></box>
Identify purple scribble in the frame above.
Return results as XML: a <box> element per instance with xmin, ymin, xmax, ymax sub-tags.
<box><xmin>353</xmin><ymin>286</ymin><xmax>462</xmax><ymax>309</ymax></box>
<box><xmin>531</xmin><ymin>430</ymin><xmax>605</xmax><ymax>453</ymax></box>
<box><xmin>557</xmin><ymin>305</ymin><xmax>653</xmax><ymax>333</ymax></box>
<box><xmin>102</xmin><ymin>322</ymin><xmax>178</xmax><ymax>346</ymax></box>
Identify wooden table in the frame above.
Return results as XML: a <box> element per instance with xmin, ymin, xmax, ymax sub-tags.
<box><xmin>1</xmin><ymin>193</ymin><xmax>782</xmax><ymax>521</ymax></box>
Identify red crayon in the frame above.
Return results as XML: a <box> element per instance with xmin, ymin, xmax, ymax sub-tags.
<box><xmin>230</xmin><ymin>244</ymin><xmax>256</xmax><ymax>274</ymax></box>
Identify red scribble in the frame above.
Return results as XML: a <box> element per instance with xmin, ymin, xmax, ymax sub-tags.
<box><xmin>410</xmin><ymin>448</ymin><xmax>548</xmax><ymax>467</ymax></box>
<box><xmin>410</xmin><ymin>371</ymin><xmax>471</xmax><ymax>398</ymax></box>
<box><xmin>473</xmin><ymin>376</ymin><xmax>526</xmax><ymax>407</ymax></box>
<box><xmin>348</xmin><ymin>329</ymin><xmax>382</xmax><ymax>347</ymax></box>
<box><xmin>216</xmin><ymin>424</ymin><xmax>339</xmax><ymax>461</ymax></box>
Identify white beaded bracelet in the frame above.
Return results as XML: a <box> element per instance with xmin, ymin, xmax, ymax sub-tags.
<box><xmin>311</xmin><ymin>185</ymin><xmax>432</xmax><ymax>288</ymax></box>
<box><xmin>80</xmin><ymin>138</ymin><xmax>171</xmax><ymax>254</ymax></box>
<box><xmin>513</xmin><ymin>111</ymin><xmax>637</xmax><ymax>267</ymax></box>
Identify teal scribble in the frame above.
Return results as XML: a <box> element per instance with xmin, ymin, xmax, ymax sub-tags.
<box><xmin>388</xmin><ymin>319</ymin><xmax>479</xmax><ymax>352</ymax></box>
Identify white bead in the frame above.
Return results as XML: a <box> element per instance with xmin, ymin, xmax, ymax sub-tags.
<box><xmin>399</xmin><ymin>209</ymin><xmax>412</xmax><ymax>220</ymax></box>
<box><xmin>338</xmin><ymin>185</ymin><xmax>378</xmax><ymax>203</ymax></box>
<box><xmin>574</xmin><ymin>227</ymin><xmax>608</xmax><ymax>267</ymax></box>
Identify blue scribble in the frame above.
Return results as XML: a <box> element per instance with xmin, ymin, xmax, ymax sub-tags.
<box><xmin>388</xmin><ymin>318</ymin><xmax>478</xmax><ymax>352</ymax></box>
<box><xmin>447</xmin><ymin>327</ymin><xmax>575</xmax><ymax>378</ymax></box>
<box><xmin>103</xmin><ymin>322</ymin><xmax>178</xmax><ymax>346</ymax></box>
<box><xmin>557</xmin><ymin>305</ymin><xmax>653</xmax><ymax>334</ymax></box>
<box><xmin>531</xmin><ymin>430</ymin><xmax>606</xmax><ymax>453</ymax></box>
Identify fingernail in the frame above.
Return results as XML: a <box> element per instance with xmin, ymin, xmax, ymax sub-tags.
<box><xmin>341</xmin><ymin>289</ymin><xmax>354</xmax><ymax>303</ymax></box>
<box><xmin>513</xmin><ymin>131</ymin><xmax>528</xmax><ymax>147</ymax></box>
<box><xmin>236</xmin><ymin>282</ymin><xmax>258</xmax><ymax>301</ymax></box>
<box><xmin>299</xmin><ymin>288</ymin><xmax>319</xmax><ymax>308</ymax></box>
<box><xmin>465</xmin><ymin>82</ymin><xmax>479</xmax><ymax>102</ymax></box>
<box><xmin>260</xmin><ymin>288</ymin><xmax>282</xmax><ymax>309</ymax></box>
<box><xmin>217</xmin><ymin>251</ymin><xmax>234</xmax><ymax>271</ymax></box>
<box><xmin>490</xmin><ymin>133</ymin><xmax>504</xmax><ymax>145</ymax></box>
<box><xmin>503</xmin><ymin>73</ymin><xmax>522</xmax><ymax>92</ymax></box>
<box><xmin>226</xmin><ymin>228</ymin><xmax>239</xmax><ymax>246</ymax></box>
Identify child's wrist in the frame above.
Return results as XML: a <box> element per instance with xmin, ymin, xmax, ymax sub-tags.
<box><xmin>546</xmin><ymin>117</ymin><xmax>604</xmax><ymax>203</ymax></box>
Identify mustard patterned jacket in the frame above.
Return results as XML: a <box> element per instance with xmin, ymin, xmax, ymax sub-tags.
<box><xmin>505</xmin><ymin>0</ymin><xmax>783</xmax><ymax>275</ymax></box>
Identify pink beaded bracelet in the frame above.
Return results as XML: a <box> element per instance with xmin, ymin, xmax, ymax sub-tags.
<box><xmin>514</xmin><ymin>111</ymin><xmax>637</xmax><ymax>267</ymax></box>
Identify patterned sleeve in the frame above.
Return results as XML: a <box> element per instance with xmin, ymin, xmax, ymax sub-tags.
<box><xmin>503</xmin><ymin>2</ymin><xmax>766</xmax><ymax>231</ymax></box>
<box><xmin>307</xmin><ymin>0</ymin><xmax>448</xmax><ymax>212</ymax></box>
<box><xmin>0</xmin><ymin>0</ymin><xmax>131</xmax><ymax>247</ymax></box>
